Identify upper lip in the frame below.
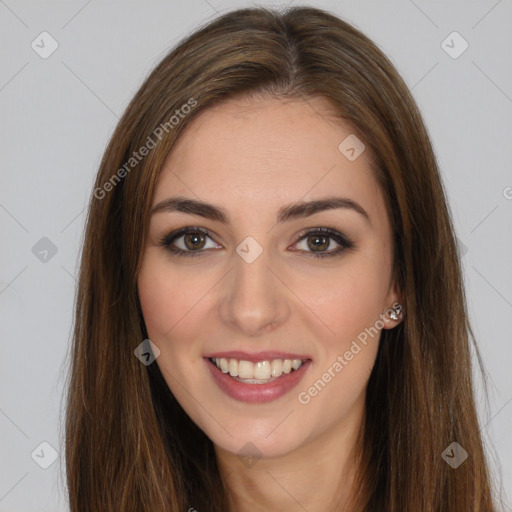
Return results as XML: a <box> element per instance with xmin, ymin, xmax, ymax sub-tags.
<box><xmin>204</xmin><ymin>351</ymin><xmax>311</xmax><ymax>363</ymax></box>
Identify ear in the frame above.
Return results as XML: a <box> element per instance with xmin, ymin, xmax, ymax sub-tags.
<box><xmin>382</xmin><ymin>279</ymin><xmax>403</xmax><ymax>330</ymax></box>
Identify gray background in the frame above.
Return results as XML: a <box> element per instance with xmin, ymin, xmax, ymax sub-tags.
<box><xmin>1</xmin><ymin>1</ymin><xmax>511</xmax><ymax>510</ymax></box>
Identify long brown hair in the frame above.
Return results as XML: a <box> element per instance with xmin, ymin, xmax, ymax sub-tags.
<box><xmin>63</xmin><ymin>6</ymin><xmax>498</xmax><ymax>511</ymax></box>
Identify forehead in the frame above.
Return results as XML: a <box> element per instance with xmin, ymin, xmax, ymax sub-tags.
<box><xmin>154</xmin><ymin>96</ymin><xmax>387</xmax><ymax>225</ymax></box>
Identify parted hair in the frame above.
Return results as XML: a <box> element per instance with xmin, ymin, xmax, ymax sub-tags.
<box><xmin>64</xmin><ymin>6</ymin><xmax>497</xmax><ymax>511</ymax></box>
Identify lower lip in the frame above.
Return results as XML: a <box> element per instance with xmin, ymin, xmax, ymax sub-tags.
<box><xmin>205</xmin><ymin>358</ymin><xmax>311</xmax><ymax>403</ymax></box>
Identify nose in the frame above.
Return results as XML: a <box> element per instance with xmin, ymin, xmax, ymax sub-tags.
<box><xmin>219</xmin><ymin>246</ymin><xmax>290</xmax><ymax>337</ymax></box>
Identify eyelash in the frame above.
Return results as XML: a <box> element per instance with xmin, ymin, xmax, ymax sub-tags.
<box><xmin>158</xmin><ymin>226</ymin><xmax>355</xmax><ymax>259</ymax></box>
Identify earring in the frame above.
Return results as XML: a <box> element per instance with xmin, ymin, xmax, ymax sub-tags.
<box><xmin>389</xmin><ymin>303</ymin><xmax>403</xmax><ymax>321</ymax></box>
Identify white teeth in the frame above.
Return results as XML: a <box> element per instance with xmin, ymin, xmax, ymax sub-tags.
<box><xmin>228</xmin><ymin>359</ymin><xmax>238</xmax><ymax>377</ymax></box>
<box><xmin>238</xmin><ymin>360</ymin><xmax>254</xmax><ymax>379</ymax></box>
<box><xmin>254</xmin><ymin>361</ymin><xmax>271</xmax><ymax>380</ymax></box>
<box><xmin>270</xmin><ymin>359</ymin><xmax>283</xmax><ymax>377</ymax></box>
<box><xmin>211</xmin><ymin>357</ymin><xmax>306</xmax><ymax>380</ymax></box>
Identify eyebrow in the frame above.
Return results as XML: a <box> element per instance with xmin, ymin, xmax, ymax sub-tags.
<box><xmin>150</xmin><ymin>195</ymin><xmax>371</xmax><ymax>226</ymax></box>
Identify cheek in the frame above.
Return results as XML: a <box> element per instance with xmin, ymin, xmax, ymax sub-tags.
<box><xmin>137</xmin><ymin>253</ymin><xmax>207</xmax><ymax>340</ymax></box>
<box><xmin>137</xmin><ymin>255</ymin><xmax>208</xmax><ymax>395</ymax></box>
<box><xmin>138</xmin><ymin>271</ymin><xmax>175</xmax><ymax>339</ymax></box>
<box><xmin>295</xmin><ymin>251</ymin><xmax>390</xmax><ymax>410</ymax></box>
<box><xmin>296</xmin><ymin>267</ymin><xmax>384</xmax><ymax>421</ymax></box>
<box><xmin>305</xmin><ymin>258</ymin><xmax>390</xmax><ymax>345</ymax></box>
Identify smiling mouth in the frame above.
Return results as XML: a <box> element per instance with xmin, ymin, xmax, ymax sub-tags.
<box><xmin>208</xmin><ymin>356</ymin><xmax>308</xmax><ymax>383</ymax></box>
<box><xmin>205</xmin><ymin>356</ymin><xmax>312</xmax><ymax>403</ymax></box>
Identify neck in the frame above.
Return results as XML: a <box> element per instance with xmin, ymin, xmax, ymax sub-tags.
<box><xmin>214</xmin><ymin>403</ymin><xmax>365</xmax><ymax>512</ymax></box>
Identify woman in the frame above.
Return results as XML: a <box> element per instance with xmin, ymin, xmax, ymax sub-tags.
<box><xmin>65</xmin><ymin>6</ymin><xmax>498</xmax><ymax>511</ymax></box>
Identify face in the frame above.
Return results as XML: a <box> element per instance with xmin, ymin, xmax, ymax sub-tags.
<box><xmin>137</xmin><ymin>96</ymin><xmax>401</xmax><ymax>460</ymax></box>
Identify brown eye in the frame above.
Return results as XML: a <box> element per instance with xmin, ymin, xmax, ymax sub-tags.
<box><xmin>293</xmin><ymin>228</ymin><xmax>354</xmax><ymax>258</ymax></box>
<box><xmin>183</xmin><ymin>232</ymin><xmax>207</xmax><ymax>250</ymax></box>
<box><xmin>159</xmin><ymin>227</ymin><xmax>221</xmax><ymax>257</ymax></box>
<box><xmin>306</xmin><ymin>234</ymin><xmax>330</xmax><ymax>252</ymax></box>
